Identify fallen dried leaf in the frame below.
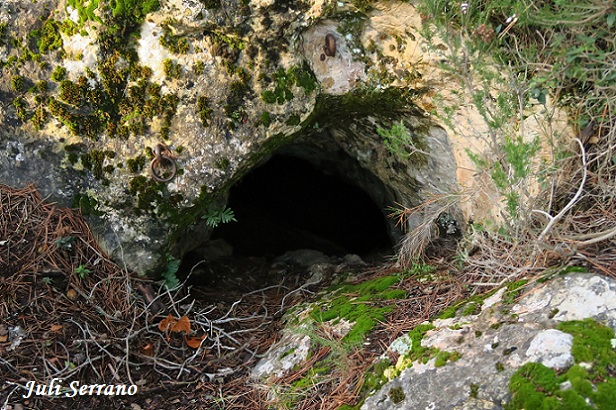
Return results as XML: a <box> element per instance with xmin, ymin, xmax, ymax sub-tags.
<box><xmin>66</xmin><ymin>289</ymin><xmax>77</xmax><ymax>300</ymax></box>
<box><xmin>158</xmin><ymin>314</ymin><xmax>177</xmax><ymax>333</ymax></box>
<box><xmin>49</xmin><ymin>324</ymin><xmax>63</xmax><ymax>332</ymax></box>
<box><xmin>141</xmin><ymin>343</ymin><xmax>154</xmax><ymax>356</ymax></box>
<box><xmin>185</xmin><ymin>334</ymin><xmax>206</xmax><ymax>349</ymax></box>
<box><xmin>172</xmin><ymin>316</ymin><xmax>190</xmax><ymax>334</ymax></box>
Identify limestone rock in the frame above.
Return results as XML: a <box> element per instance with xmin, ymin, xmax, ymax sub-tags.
<box><xmin>361</xmin><ymin>273</ymin><xmax>616</xmax><ymax>409</ymax></box>
<box><xmin>0</xmin><ymin>0</ymin><xmax>572</xmax><ymax>273</ymax></box>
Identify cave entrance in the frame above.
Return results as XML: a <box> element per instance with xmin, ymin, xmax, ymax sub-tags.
<box><xmin>211</xmin><ymin>153</ymin><xmax>394</xmax><ymax>259</ymax></box>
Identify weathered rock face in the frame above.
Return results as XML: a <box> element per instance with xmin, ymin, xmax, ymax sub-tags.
<box><xmin>361</xmin><ymin>273</ymin><xmax>616</xmax><ymax>409</ymax></box>
<box><xmin>0</xmin><ymin>0</ymin><xmax>568</xmax><ymax>273</ymax></box>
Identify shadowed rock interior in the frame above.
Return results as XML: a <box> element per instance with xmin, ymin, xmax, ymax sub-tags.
<box><xmin>212</xmin><ymin>154</ymin><xmax>393</xmax><ymax>258</ymax></box>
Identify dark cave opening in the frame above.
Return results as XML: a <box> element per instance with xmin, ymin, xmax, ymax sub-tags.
<box><xmin>211</xmin><ymin>154</ymin><xmax>393</xmax><ymax>259</ymax></box>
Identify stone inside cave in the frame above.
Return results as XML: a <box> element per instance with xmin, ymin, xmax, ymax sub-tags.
<box><xmin>210</xmin><ymin>154</ymin><xmax>394</xmax><ymax>259</ymax></box>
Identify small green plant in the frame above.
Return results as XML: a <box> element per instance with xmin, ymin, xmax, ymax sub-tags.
<box><xmin>54</xmin><ymin>236</ymin><xmax>75</xmax><ymax>250</ymax></box>
<box><xmin>74</xmin><ymin>265</ymin><xmax>91</xmax><ymax>279</ymax></box>
<box><xmin>399</xmin><ymin>262</ymin><xmax>436</xmax><ymax>278</ymax></box>
<box><xmin>467</xmin><ymin>135</ymin><xmax>541</xmax><ymax>220</ymax></box>
<box><xmin>377</xmin><ymin>120</ymin><xmax>429</xmax><ymax>161</ymax></box>
<box><xmin>202</xmin><ymin>206</ymin><xmax>237</xmax><ymax>228</ymax></box>
<box><xmin>161</xmin><ymin>257</ymin><xmax>181</xmax><ymax>289</ymax></box>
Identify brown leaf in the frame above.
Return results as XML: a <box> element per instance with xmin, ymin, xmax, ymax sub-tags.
<box><xmin>0</xmin><ymin>335</ymin><xmax>7</xmax><ymax>343</ymax></box>
<box><xmin>141</xmin><ymin>343</ymin><xmax>154</xmax><ymax>356</ymax></box>
<box><xmin>49</xmin><ymin>324</ymin><xmax>63</xmax><ymax>332</ymax></box>
<box><xmin>158</xmin><ymin>314</ymin><xmax>177</xmax><ymax>333</ymax></box>
<box><xmin>171</xmin><ymin>316</ymin><xmax>190</xmax><ymax>334</ymax></box>
<box><xmin>185</xmin><ymin>334</ymin><xmax>206</xmax><ymax>349</ymax></box>
<box><xmin>66</xmin><ymin>289</ymin><xmax>77</xmax><ymax>300</ymax></box>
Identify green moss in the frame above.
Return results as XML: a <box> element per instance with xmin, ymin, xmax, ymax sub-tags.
<box><xmin>128</xmin><ymin>175</ymin><xmax>171</xmax><ymax>214</ymax></box>
<box><xmin>68</xmin><ymin>0</ymin><xmax>158</xmax><ymax>27</ymax></box>
<box><xmin>470</xmin><ymin>384</ymin><xmax>479</xmax><ymax>399</ymax></box>
<box><xmin>434</xmin><ymin>350</ymin><xmax>462</xmax><ymax>367</ymax></box>
<box><xmin>503</xmin><ymin>279</ymin><xmax>529</xmax><ymax>304</ymax></box>
<box><xmin>126</xmin><ymin>155</ymin><xmax>146</xmax><ymax>173</ymax></box>
<box><xmin>80</xmin><ymin>149</ymin><xmax>115</xmax><ymax>180</ymax></box>
<box><xmin>461</xmin><ymin>302</ymin><xmax>480</xmax><ymax>316</ymax></box>
<box><xmin>13</xmin><ymin>97</ymin><xmax>29</xmax><ymax>123</ymax></box>
<box><xmin>48</xmin><ymin>51</ymin><xmax>179</xmax><ymax>141</ymax></box>
<box><xmin>11</xmin><ymin>75</ymin><xmax>25</xmax><ymax>93</ymax></box>
<box><xmin>36</xmin><ymin>80</ymin><xmax>49</xmax><ymax>93</ymax></box>
<box><xmin>197</xmin><ymin>96</ymin><xmax>213</xmax><ymax>127</ymax></box>
<box><xmin>51</xmin><ymin>66</ymin><xmax>67</xmax><ymax>82</ymax></box>
<box><xmin>261</xmin><ymin>65</ymin><xmax>317</xmax><ymax>105</ymax></box>
<box><xmin>502</xmin><ymin>346</ymin><xmax>517</xmax><ymax>356</ymax></box>
<box><xmin>405</xmin><ymin>323</ymin><xmax>436</xmax><ymax>363</ymax></box>
<box><xmin>259</xmin><ymin>111</ymin><xmax>272</xmax><ymax>127</ymax></box>
<box><xmin>285</xmin><ymin>114</ymin><xmax>301</xmax><ymax>126</ymax></box>
<box><xmin>200</xmin><ymin>0</ymin><xmax>221</xmax><ymax>10</ymax></box>
<box><xmin>30</xmin><ymin>18</ymin><xmax>63</xmax><ymax>54</ymax></box>
<box><xmin>291</xmin><ymin>363</ymin><xmax>331</xmax><ymax>389</ymax></box>
<box><xmin>59</xmin><ymin>80</ymin><xmax>84</xmax><ymax>106</ymax></box>
<box><xmin>388</xmin><ymin>386</ymin><xmax>405</xmax><ymax>404</ymax></box>
<box><xmin>60</xmin><ymin>19</ymin><xmax>80</xmax><ymax>37</ymax></box>
<box><xmin>31</xmin><ymin>106</ymin><xmax>48</xmax><ymax>130</ymax></box>
<box><xmin>163</xmin><ymin>58</ymin><xmax>182</xmax><ymax>79</ymax></box>
<box><xmin>261</xmin><ymin>90</ymin><xmax>277</xmax><ymax>104</ymax></box>
<box><xmin>437</xmin><ymin>305</ymin><xmax>459</xmax><ymax>319</ymax></box>
<box><xmin>310</xmin><ymin>275</ymin><xmax>406</xmax><ymax>345</ymax></box>
<box><xmin>215</xmin><ymin>157</ymin><xmax>230</xmax><ymax>170</ymax></box>
<box><xmin>67</xmin><ymin>0</ymin><xmax>102</xmax><ymax>25</ymax></box>
<box><xmin>506</xmin><ymin>320</ymin><xmax>616</xmax><ymax>410</ymax></box>
<box><xmin>399</xmin><ymin>262</ymin><xmax>436</xmax><ymax>278</ymax></box>
<box><xmin>224</xmin><ymin>81</ymin><xmax>250</xmax><ymax>123</ymax></box>
<box><xmin>558</xmin><ymin>319</ymin><xmax>615</xmax><ymax>377</ymax></box>
<box><xmin>160</xmin><ymin>19</ymin><xmax>190</xmax><ymax>54</ymax></box>
<box><xmin>361</xmin><ymin>358</ymin><xmax>391</xmax><ymax>395</ymax></box>
<box><xmin>193</xmin><ymin>61</ymin><xmax>205</xmax><ymax>75</ymax></box>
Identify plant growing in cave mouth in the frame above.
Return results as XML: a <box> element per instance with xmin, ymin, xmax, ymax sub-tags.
<box><xmin>377</xmin><ymin>120</ymin><xmax>430</xmax><ymax>161</ymax></box>
<box><xmin>161</xmin><ymin>257</ymin><xmax>181</xmax><ymax>289</ymax></box>
<box><xmin>201</xmin><ymin>206</ymin><xmax>237</xmax><ymax>228</ymax></box>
